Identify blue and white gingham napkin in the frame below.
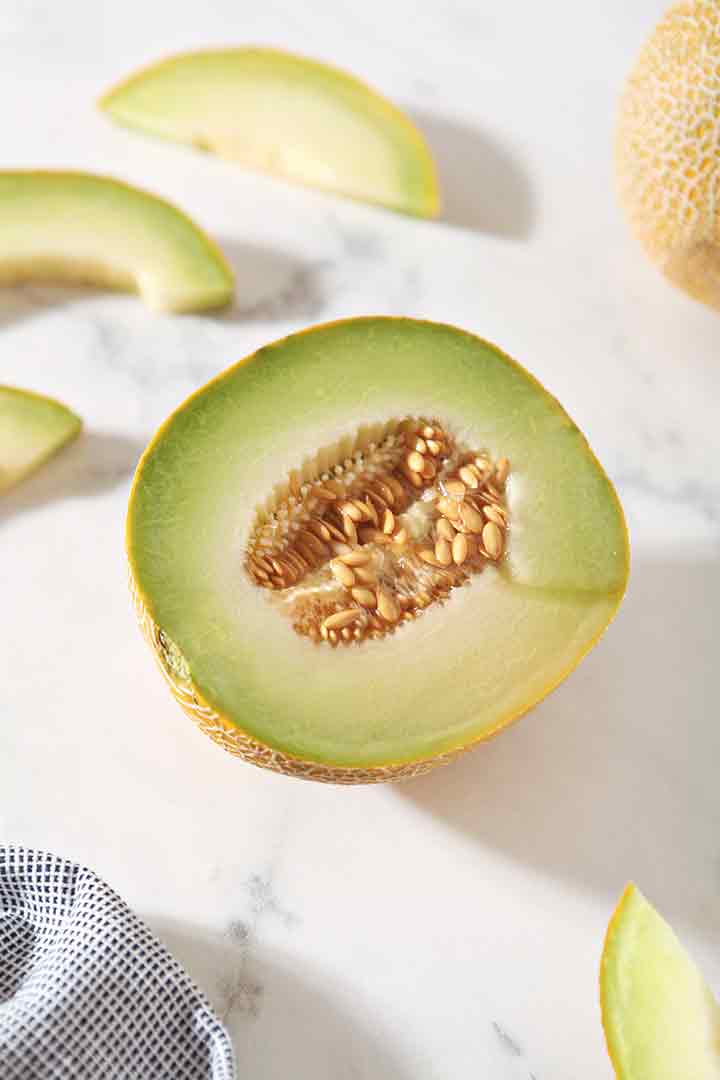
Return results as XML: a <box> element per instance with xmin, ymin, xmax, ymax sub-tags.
<box><xmin>0</xmin><ymin>847</ymin><xmax>236</xmax><ymax>1079</ymax></box>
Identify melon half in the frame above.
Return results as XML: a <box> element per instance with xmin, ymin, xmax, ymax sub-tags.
<box><xmin>127</xmin><ymin>318</ymin><xmax>629</xmax><ymax>783</ymax></box>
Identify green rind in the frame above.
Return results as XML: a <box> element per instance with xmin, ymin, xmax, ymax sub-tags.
<box><xmin>0</xmin><ymin>386</ymin><xmax>82</xmax><ymax>492</ymax></box>
<box><xmin>0</xmin><ymin>171</ymin><xmax>234</xmax><ymax>313</ymax></box>
<box><xmin>100</xmin><ymin>48</ymin><xmax>439</xmax><ymax>218</ymax></box>
<box><xmin>127</xmin><ymin>318</ymin><xmax>629</xmax><ymax>768</ymax></box>
<box><xmin>601</xmin><ymin>884</ymin><xmax>720</xmax><ymax>1080</ymax></box>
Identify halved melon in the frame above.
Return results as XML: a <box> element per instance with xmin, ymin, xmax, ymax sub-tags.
<box><xmin>127</xmin><ymin>318</ymin><xmax>628</xmax><ymax>783</ymax></box>
<box><xmin>100</xmin><ymin>49</ymin><xmax>439</xmax><ymax>217</ymax></box>
<box><xmin>0</xmin><ymin>386</ymin><xmax>81</xmax><ymax>493</ymax></box>
<box><xmin>0</xmin><ymin>172</ymin><xmax>233</xmax><ymax>313</ymax></box>
<box><xmin>601</xmin><ymin>884</ymin><xmax>720</xmax><ymax>1078</ymax></box>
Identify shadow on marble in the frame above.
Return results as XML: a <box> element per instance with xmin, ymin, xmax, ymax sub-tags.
<box><xmin>150</xmin><ymin>919</ymin><xmax>412</xmax><ymax>1080</ymax></box>
<box><xmin>215</xmin><ymin>240</ymin><xmax>329</xmax><ymax>324</ymax></box>
<box><xmin>0</xmin><ymin>430</ymin><xmax>144</xmax><ymax>522</ymax></box>
<box><xmin>410</xmin><ymin>110</ymin><xmax>536</xmax><ymax>239</ymax></box>
<box><xmin>0</xmin><ymin>283</ymin><xmax>111</xmax><ymax>330</ymax></box>
<box><xmin>398</xmin><ymin>553</ymin><xmax>720</xmax><ymax>938</ymax></box>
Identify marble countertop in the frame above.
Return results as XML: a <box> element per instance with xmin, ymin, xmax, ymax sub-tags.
<box><xmin>2</xmin><ymin>1</ymin><xmax>719</xmax><ymax>1076</ymax></box>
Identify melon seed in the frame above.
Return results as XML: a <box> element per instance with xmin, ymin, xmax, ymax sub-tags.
<box><xmin>435</xmin><ymin>538</ymin><xmax>452</xmax><ymax>566</ymax></box>
<box><xmin>445</xmin><ymin>478</ymin><xmax>466</xmax><ymax>498</ymax></box>
<box><xmin>377</xmin><ymin>586</ymin><xmax>400</xmax><ymax>623</ymax></box>
<box><xmin>339</xmin><ymin>550</ymin><xmax>372</xmax><ymax>566</ymax></box>
<box><xmin>436</xmin><ymin>518</ymin><xmax>456</xmax><ymax>542</ymax></box>
<box><xmin>459</xmin><ymin>502</ymin><xmax>485</xmax><ymax>533</ymax></box>
<box><xmin>483</xmin><ymin>504</ymin><xmax>506</xmax><ymax>527</ymax></box>
<box><xmin>459</xmin><ymin>466</ymin><xmax>479</xmax><ymax>489</ymax></box>
<box><xmin>452</xmin><ymin>533</ymin><xmax>468</xmax><ymax>564</ymax></box>
<box><xmin>482</xmin><ymin>521</ymin><xmax>504</xmax><ymax>560</ymax></box>
<box><xmin>351</xmin><ymin>587</ymin><xmax>377</xmax><ymax>607</ymax></box>
<box><xmin>332</xmin><ymin>561</ymin><xmax>356</xmax><ymax>588</ymax></box>
<box><xmin>323</xmin><ymin>609</ymin><xmax>360</xmax><ymax>631</ymax></box>
<box><xmin>354</xmin><ymin>565</ymin><xmax>378</xmax><ymax>585</ymax></box>
<box><xmin>437</xmin><ymin>496</ymin><xmax>461</xmax><ymax>520</ymax></box>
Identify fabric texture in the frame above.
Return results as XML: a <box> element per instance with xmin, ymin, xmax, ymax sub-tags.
<box><xmin>0</xmin><ymin>846</ymin><xmax>236</xmax><ymax>1079</ymax></box>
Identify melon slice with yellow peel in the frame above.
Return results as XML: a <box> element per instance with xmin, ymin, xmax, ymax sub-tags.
<box><xmin>100</xmin><ymin>49</ymin><xmax>439</xmax><ymax>218</ymax></box>
<box><xmin>601</xmin><ymin>884</ymin><xmax>720</xmax><ymax>1079</ymax></box>
<box><xmin>0</xmin><ymin>386</ymin><xmax>81</xmax><ymax>493</ymax></box>
<box><xmin>127</xmin><ymin>317</ymin><xmax>628</xmax><ymax>783</ymax></box>
<box><xmin>0</xmin><ymin>172</ymin><xmax>233</xmax><ymax>313</ymax></box>
<box><xmin>616</xmin><ymin>0</ymin><xmax>720</xmax><ymax>310</ymax></box>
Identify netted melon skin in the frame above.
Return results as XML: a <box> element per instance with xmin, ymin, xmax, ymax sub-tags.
<box><xmin>616</xmin><ymin>0</ymin><xmax>720</xmax><ymax>309</ymax></box>
<box><xmin>130</xmin><ymin>573</ymin><xmax>461</xmax><ymax>784</ymax></box>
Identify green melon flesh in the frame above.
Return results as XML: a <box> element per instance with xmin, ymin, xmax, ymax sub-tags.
<box><xmin>601</xmin><ymin>884</ymin><xmax>720</xmax><ymax>1079</ymax></box>
<box><xmin>100</xmin><ymin>49</ymin><xmax>439</xmax><ymax>218</ymax></box>
<box><xmin>0</xmin><ymin>172</ymin><xmax>233</xmax><ymax>313</ymax></box>
<box><xmin>0</xmin><ymin>386</ymin><xmax>81</xmax><ymax>492</ymax></box>
<box><xmin>127</xmin><ymin>318</ymin><xmax>628</xmax><ymax>768</ymax></box>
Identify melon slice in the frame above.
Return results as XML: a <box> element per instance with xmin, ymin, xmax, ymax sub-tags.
<box><xmin>0</xmin><ymin>172</ymin><xmax>233</xmax><ymax>313</ymax></box>
<box><xmin>616</xmin><ymin>1</ymin><xmax>720</xmax><ymax>310</ymax></box>
<box><xmin>100</xmin><ymin>49</ymin><xmax>439</xmax><ymax>218</ymax></box>
<box><xmin>601</xmin><ymin>884</ymin><xmax>720</xmax><ymax>1079</ymax></box>
<box><xmin>126</xmin><ymin>317</ymin><xmax>629</xmax><ymax>783</ymax></box>
<box><xmin>0</xmin><ymin>386</ymin><xmax>81</xmax><ymax>493</ymax></box>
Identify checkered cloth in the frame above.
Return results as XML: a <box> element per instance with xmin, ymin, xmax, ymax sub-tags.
<box><xmin>0</xmin><ymin>847</ymin><xmax>236</xmax><ymax>1079</ymax></box>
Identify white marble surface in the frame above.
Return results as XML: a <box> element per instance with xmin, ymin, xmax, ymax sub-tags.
<box><xmin>2</xmin><ymin>1</ymin><xmax>719</xmax><ymax>1076</ymax></box>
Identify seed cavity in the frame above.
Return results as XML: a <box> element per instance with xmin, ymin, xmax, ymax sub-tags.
<box><xmin>245</xmin><ymin>417</ymin><xmax>510</xmax><ymax>647</ymax></box>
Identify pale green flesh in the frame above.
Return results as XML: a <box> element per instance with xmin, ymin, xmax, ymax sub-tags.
<box><xmin>0</xmin><ymin>172</ymin><xmax>233</xmax><ymax>312</ymax></box>
<box><xmin>101</xmin><ymin>49</ymin><xmax>439</xmax><ymax>218</ymax></box>
<box><xmin>602</xmin><ymin>885</ymin><xmax>720</xmax><ymax>1079</ymax></box>
<box><xmin>128</xmin><ymin>319</ymin><xmax>628</xmax><ymax>766</ymax></box>
<box><xmin>0</xmin><ymin>386</ymin><xmax>81</xmax><ymax>492</ymax></box>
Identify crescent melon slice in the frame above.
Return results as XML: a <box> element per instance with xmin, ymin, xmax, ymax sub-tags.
<box><xmin>601</xmin><ymin>884</ymin><xmax>720</xmax><ymax>1079</ymax></box>
<box><xmin>100</xmin><ymin>49</ymin><xmax>439</xmax><ymax>217</ymax></box>
<box><xmin>0</xmin><ymin>171</ymin><xmax>233</xmax><ymax>313</ymax></box>
<box><xmin>0</xmin><ymin>386</ymin><xmax>81</xmax><ymax>493</ymax></box>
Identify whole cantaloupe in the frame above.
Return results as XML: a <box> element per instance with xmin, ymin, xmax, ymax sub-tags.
<box><xmin>616</xmin><ymin>0</ymin><xmax>720</xmax><ymax>310</ymax></box>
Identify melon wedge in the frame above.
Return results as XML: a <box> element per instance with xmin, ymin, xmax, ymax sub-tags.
<box><xmin>100</xmin><ymin>49</ymin><xmax>439</xmax><ymax>217</ymax></box>
<box><xmin>0</xmin><ymin>172</ymin><xmax>233</xmax><ymax>313</ymax></box>
<box><xmin>0</xmin><ymin>386</ymin><xmax>81</xmax><ymax>493</ymax></box>
<box><xmin>127</xmin><ymin>317</ymin><xmax>629</xmax><ymax>783</ymax></box>
<box><xmin>601</xmin><ymin>884</ymin><xmax>720</xmax><ymax>1079</ymax></box>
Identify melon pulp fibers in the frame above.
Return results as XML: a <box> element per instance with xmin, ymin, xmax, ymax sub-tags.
<box><xmin>616</xmin><ymin>0</ymin><xmax>720</xmax><ymax>310</ymax></box>
<box><xmin>0</xmin><ymin>172</ymin><xmax>233</xmax><ymax>313</ymax></box>
<box><xmin>601</xmin><ymin>884</ymin><xmax>720</xmax><ymax>1079</ymax></box>
<box><xmin>127</xmin><ymin>318</ymin><xmax>628</xmax><ymax>779</ymax></box>
<box><xmin>100</xmin><ymin>48</ymin><xmax>439</xmax><ymax>218</ymax></box>
<box><xmin>0</xmin><ymin>387</ymin><xmax>81</xmax><ymax>493</ymax></box>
